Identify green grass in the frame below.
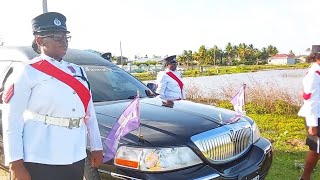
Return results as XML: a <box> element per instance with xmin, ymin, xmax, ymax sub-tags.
<box><xmin>131</xmin><ymin>63</ymin><xmax>309</xmax><ymax>81</ymax></box>
<box><xmin>131</xmin><ymin>72</ymin><xmax>156</xmax><ymax>81</ymax></box>
<box><xmin>183</xmin><ymin>64</ymin><xmax>309</xmax><ymax>78</ymax></box>
<box><xmin>249</xmin><ymin>114</ymin><xmax>320</xmax><ymax>180</ymax></box>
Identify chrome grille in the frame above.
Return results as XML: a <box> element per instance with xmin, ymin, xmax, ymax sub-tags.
<box><xmin>191</xmin><ymin>121</ymin><xmax>252</xmax><ymax>164</ymax></box>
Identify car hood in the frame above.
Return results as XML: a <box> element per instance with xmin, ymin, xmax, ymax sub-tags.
<box><xmin>95</xmin><ymin>97</ymin><xmax>240</xmax><ymax>146</ymax></box>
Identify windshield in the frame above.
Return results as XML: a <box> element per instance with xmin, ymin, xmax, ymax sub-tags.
<box><xmin>84</xmin><ymin>65</ymin><xmax>150</xmax><ymax>102</ymax></box>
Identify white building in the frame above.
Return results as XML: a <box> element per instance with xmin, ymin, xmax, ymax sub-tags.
<box><xmin>268</xmin><ymin>54</ymin><xmax>295</xmax><ymax>65</ymax></box>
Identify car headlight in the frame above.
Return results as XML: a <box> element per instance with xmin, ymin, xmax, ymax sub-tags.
<box><xmin>114</xmin><ymin>146</ymin><xmax>202</xmax><ymax>172</ymax></box>
<box><xmin>252</xmin><ymin>122</ymin><xmax>261</xmax><ymax>143</ymax></box>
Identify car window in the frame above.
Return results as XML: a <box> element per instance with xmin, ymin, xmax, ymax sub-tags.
<box><xmin>84</xmin><ymin>66</ymin><xmax>150</xmax><ymax>102</ymax></box>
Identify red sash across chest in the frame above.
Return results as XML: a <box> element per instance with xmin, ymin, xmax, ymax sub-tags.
<box><xmin>30</xmin><ymin>60</ymin><xmax>90</xmax><ymax>112</ymax></box>
<box><xmin>166</xmin><ymin>71</ymin><xmax>183</xmax><ymax>93</ymax></box>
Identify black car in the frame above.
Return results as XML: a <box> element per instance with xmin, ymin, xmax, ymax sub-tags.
<box><xmin>0</xmin><ymin>46</ymin><xmax>272</xmax><ymax>180</ymax></box>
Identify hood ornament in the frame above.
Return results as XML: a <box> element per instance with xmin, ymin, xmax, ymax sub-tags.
<box><xmin>219</xmin><ymin>113</ymin><xmax>223</xmax><ymax>124</ymax></box>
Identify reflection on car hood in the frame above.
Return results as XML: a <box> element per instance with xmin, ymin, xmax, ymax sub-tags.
<box><xmin>95</xmin><ymin>97</ymin><xmax>240</xmax><ymax>146</ymax></box>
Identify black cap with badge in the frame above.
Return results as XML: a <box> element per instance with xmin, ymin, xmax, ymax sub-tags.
<box><xmin>307</xmin><ymin>45</ymin><xmax>320</xmax><ymax>62</ymax></box>
<box><xmin>311</xmin><ymin>45</ymin><xmax>320</xmax><ymax>54</ymax></box>
<box><xmin>31</xmin><ymin>12</ymin><xmax>70</xmax><ymax>34</ymax></box>
<box><xmin>164</xmin><ymin>55</ymin><xmax>177</xmax><ymax>66</ymax></box>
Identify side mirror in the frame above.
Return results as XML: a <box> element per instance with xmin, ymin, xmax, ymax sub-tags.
<box><xmin>147</xmin><ymin>83</ymin><xmax>157</xmax><ymax>92</ymax></box>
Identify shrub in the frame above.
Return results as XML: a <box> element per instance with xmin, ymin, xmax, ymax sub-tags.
<box><xmin>186</xmin><ymin>79</ymin><xmax>301</xmax><ymax>116</ymax></box>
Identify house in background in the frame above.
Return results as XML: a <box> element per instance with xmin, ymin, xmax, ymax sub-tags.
<box><xmin>268</xmin><ymin>54</ymin><xmax>296</xmax><ymax>65</ymax></box>
<box><xmin>295</xmin><ymin>56</ymin><xmax>307</xmax><ymax>63</ymax></box>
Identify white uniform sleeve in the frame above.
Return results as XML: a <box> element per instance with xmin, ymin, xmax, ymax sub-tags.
<box><xmin>2</xmin><ymin>65</ymin><xmax>31</xmax><ymax>165</ymax></box>
<box><xmin>182</xmin><ymin>87</ymin><xmax>186</xmax><ymax>99</ymax></box>
<box><xmin>155</xmin><ymin>72</ymin><xmax>168</xmax><ymax>100</ymax></box>
<box><xmin>302</xmin><ymin>71</ymin><xmax>320</xmax><ymax>126</ymax></box>
<box><xmin>86</xmin><ymin>98</ymin><xmax>103</xmax><ymax>151</ymax></box>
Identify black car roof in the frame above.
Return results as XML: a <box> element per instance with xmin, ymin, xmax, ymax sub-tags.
<box><xmin>0</xmin><ymin>46</ymin><xmax>115</xmax><ymax>67</ymax></box>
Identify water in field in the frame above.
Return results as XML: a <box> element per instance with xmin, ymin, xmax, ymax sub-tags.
<box><xmin>145</xmin><ymin>69</ymin><xmax>306</xmax><ymax>103</ymax></box>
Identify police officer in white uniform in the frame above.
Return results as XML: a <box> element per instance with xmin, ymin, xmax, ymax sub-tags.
<box><xmin>2</xmin><ymin>12</ymin><xmax>103</xmax><ymax>180</ymax></box>
<box><xmin>298</xmin><ymin>45</ymin><xmax>320</xmax><ymax>180</ymax></box>
<box><xmin>155</xmin><ymin>55</ymin><xmax>186</xmax><ymax>107</ymax></box>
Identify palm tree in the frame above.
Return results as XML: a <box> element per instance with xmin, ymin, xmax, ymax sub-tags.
<box><xmin>237</xmin><ymin>43</ymin><xmax>248</xmax><ymax>62</ymax></box>
<box><xmin>225</xmin><ymin>43</ymin><xmax>233</xmax><ymax>58</ymax></box>
<box><xmin>260</xmin><ymin>47</ymin><xmax>269</xmax><ymax>60</ymax></box>
<box><xmin>289</xmin><ymin>50</ymin><xmax>295</xmax><ymax>57</ymax></box>
<box><xmin>267</xmin><ymin>45</ymin><xmax>278</xmax><ymax>57</ymax></box>
<box><xmin>212</xmin><ymin>45</ymin><xmax>219</xmax><ymax>66</ymax></box>
<box><xmin>305</xmin><ymin>48</ymin><xmax>311</xmax><ymax>53</ymax></box>
<box><xmin>197</xmin><ymin>45</ymin><xmax>207</xmax><ymax>66</ymax></box>
<box><xmin>192</xmin><ymin>51</ymin><xmax>199</xmax><ymax>67</ymax></box>
<box><xmin>179</xmin><ymin>50</ymin><xmax>193</xmax><ymax>67</ymax></box>
<box><xmin>178</xmin><ymin>51</ymin><xmax>188</xmax><ymax>67</ymax></box>
<box><xmin>206</xmin><ymin>48</ymin><xmax>214</xmax><ymax>65</ymax></box>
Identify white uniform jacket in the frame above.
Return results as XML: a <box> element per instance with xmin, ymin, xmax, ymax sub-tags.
<box><xmin>155</xmin><ymin>69</ymin><xmax>186</xmax><ymax>101</ymax></box>
<box><xmin>2</xmin><ymin>54</ymin><xmax>103</xmax><ymax>166</ymax></box>
<box><xmin>298</xmin><ymin>63</ymin><xmax>320</xmax><ymax>127</ymax></box>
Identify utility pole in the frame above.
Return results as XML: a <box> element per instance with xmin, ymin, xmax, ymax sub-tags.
<box><xmin>0</xmin><ymin>36</ymin><xmax>3</xmax><ymax>46</ymax></box>
<box><xmin>42</xmin><ymin>0</ymin><xmax>48</xmax><ymax>13</ymax></box>
<box><xmin>120</xmin><ymin>41</ymin><xmax>123</xmax><ymax>66</ymax></box>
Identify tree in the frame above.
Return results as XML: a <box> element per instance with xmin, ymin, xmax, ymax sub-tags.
<box><xmin>225</xmin><ymin>42</ymin><xmax>234</xmax><ymax>64</ymax></box>
<box><xmin>192</xmin><ymin>51</ymin><xmax>199</xmax><ymax>66</ymax></box>
<box><xmin>178</xmin><ymin>50</ymin><xmax>188</xmax><ymax>66</ymax></box>
<box><xmin>267</xmin><ymin>45</ymin><xmax>278</xmax><ymax>57</ymax></box>
<box><xmin>237</xmin><ymin>43</ymin><xmax>248</xmax><ymax>62</ymax></box>
<box><xmin>289</xmin><ymin>50</ymin><xmax>295</xmax><ymax>57</ymax></box>
<box><xmin>197</xmin><ymin>45</ymin><xmax>207</xmax><ymax>66</ymax></box>
<box><xmin>177</xmin><ymin>43</ymin><xmax>281</xmax><ymax>66</ymax></box>
<box><xmin>305</xmin><ymin>48</ymin><xmax>311</xmax><ymax>53</ymax></box>
<box><xmin>187</xmin><ymin>50</ymin><xmax>193</xmax><ymax>66</ymax></box>
<box><xmin>206</xmin><ymin>48</ymin><xmax>215</xmax><ymax>65</ymax></box>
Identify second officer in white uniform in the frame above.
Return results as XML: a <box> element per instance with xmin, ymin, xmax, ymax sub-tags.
<box><xmin>2</xmin><ymin>12</ymin><xmax>103</xmax><ymax>180</ymax></box>
<box><xmin>155</xmin><ymin>55</ymin><xmax>186</xmax><ymax>107</ymax></box>
<box><xmin>298</xmin><ymin>45</ymin><xmax>320</xmax><ymax>180</ymax></box>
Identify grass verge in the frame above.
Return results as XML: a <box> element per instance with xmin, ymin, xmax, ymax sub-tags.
<box><xmin>250</xmin><ymin>114</ymin><xmax>320</xmax><ymax>180</ymax></box>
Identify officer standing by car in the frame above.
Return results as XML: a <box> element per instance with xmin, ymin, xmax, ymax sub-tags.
<box><xmin>155</xmin><ymin>55</ymin><xmax>186</xmax><ymax>107</ymax></box>
<box><xmin>298</xmin><ymin>45</ymin><xmax>320</xmax><ymax>180</ymax></box>
<box><xmin>2</xmin><ymin>12</ymin><xmax>103</xmax><ymax>180</ymax></box>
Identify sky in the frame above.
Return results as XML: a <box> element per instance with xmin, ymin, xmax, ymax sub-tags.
<box><xmin>1</xmin><ymin>0</ymin><xmax>320</xmax><ymax>59</ymax></box>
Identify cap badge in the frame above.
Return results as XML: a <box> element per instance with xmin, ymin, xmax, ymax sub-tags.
<box><xmin>54</xmin><ymin>18</ymin><xmax>61</xmax><ymax>26</ymax></box>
